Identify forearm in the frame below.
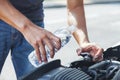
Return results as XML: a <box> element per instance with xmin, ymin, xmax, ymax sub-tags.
<box><xmin>67</xmin><ymin>0</ymin><xmax>89</xmax><ymax>45</ymax></box>
<box><xmin>0</xmin><ymin>0</ymin><xmax>34</xmax><ymax>33</ymax></box>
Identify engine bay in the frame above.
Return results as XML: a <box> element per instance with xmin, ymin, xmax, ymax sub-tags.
<box><xmin>19</xmin><ymin>45</ymin><xmax>120</xmax><ymax>80</ymax></box>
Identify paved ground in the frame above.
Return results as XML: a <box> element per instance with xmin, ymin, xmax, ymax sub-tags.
<box><xmin>1</xmin><ymin>1</ymin><xmax>120</xmax><ymax>80</ymax></box>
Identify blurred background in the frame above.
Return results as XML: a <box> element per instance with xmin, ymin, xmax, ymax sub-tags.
<box><xmin>0</xmin><ymin>0</ymin><xmax>120</xmax><ymax>80</ymax></box>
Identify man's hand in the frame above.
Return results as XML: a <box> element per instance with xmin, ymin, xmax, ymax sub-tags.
<box><xmin>76</xmin><ymin>43</ymin><xmax>104</xmax><ymax>62</ymax></box>
<box><xmin>22</xmin><ymin>24</ymin><xmax>61</xmax><ymax>63</ymax></box>
<box><xmin>0</xmin><ymin>0</ymin><xmax>61</xmax><ymax>63</ymax></box>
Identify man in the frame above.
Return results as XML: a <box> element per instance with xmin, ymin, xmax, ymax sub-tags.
<box><xmin>0</xmin><ymin>0</ymin><xmax>103</xmax><ymax>79</ymax></box>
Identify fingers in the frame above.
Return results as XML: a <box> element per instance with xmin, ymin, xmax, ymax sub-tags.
<box><xmin>94</xmin><ymin>55</ymin><xmax>103</xmax><ymax>62</ymax></box>
<box><xmin>89</xmin><ymin>46</ymin><xmax>103</xmax><ymax>62</ymax></box>
<box><xmin>34</xmin><ymin>36</ymin><xmax>60</xmax><ymax>62</ymax></box>
<box><xmin>93</xmin><ymin>48</ymin><xmax>104</xmax><ymax>61</ymax></box>
<box><xmin>26</xmin><ymin>27</ymin><xmax>61</xmax><ymax>63</ymax></box>
<box><xmin>77</xmin><ymin>43</ymin><xmax>104</xmax><ymax>62</ymax></box>
<box><xmin>38</xmin><ymin>42</ymin><xmax>47</xmax><ymax>62</ymax></box>
<box><xmin>76</xmin><ymin>48</ymin><xmax>82</xmax><ymax>56</ymax></box>
<box><xmin>44</xmin><ymin>38</ymin><xmax>54</xmax><ymax>58</ymax></box>
<box><xmin>49</xmin><ymin>33</ymin><xmax>61</xmax><ymax>50</ymax></box>
<box><xmin>31</xmin><ymin>29</ymin><xmax>61</xmax><ymax>63</ymax></box>
<box><xmin>32</xmin><ymin>38</ymin><xmax>52</xmax><ymax>63</ymax></box>
<box><xmin>33</xmin><ymin>44</ymin><xmax>42</xmax><ymax>63</ymax></box>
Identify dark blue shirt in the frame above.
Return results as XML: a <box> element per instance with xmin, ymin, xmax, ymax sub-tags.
<box><xmin>10</xmin><ymin>0</ymin><xmax>44</xmax><ymax>22</ymax></box>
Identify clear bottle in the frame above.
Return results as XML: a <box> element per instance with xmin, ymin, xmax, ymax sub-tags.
<box><xmin>28</xmin><ymin>25</ymin><xmax>76</xmax><ymax>67</ymax></box>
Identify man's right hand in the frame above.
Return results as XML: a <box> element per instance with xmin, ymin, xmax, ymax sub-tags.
<box><xmin>22</xmin><ymin>23</ymin><xmax>61</xmax><ymax>63</ymax></box>
<box><xmin>0</xmin><ymin>0</ymin><xmax>61</xmax><ymax>63</ymax></box>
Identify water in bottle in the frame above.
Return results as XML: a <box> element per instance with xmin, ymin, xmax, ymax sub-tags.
<box><xmin>28</xmin><ymin>25</ymin><xmax>76</xmax><ymax>67</ymax></box>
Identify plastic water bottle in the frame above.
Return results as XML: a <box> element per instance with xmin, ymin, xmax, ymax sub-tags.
<box><xmin>28</xmin><ymin>25</ymin><xmax>76</xmax><ymax>67</ymax></box>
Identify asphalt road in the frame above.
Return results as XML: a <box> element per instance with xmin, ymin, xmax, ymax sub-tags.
<box><xmin>1</xmin><ymin>2</ymin><xmax>120</xmax><ymax>80</ymax></box>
